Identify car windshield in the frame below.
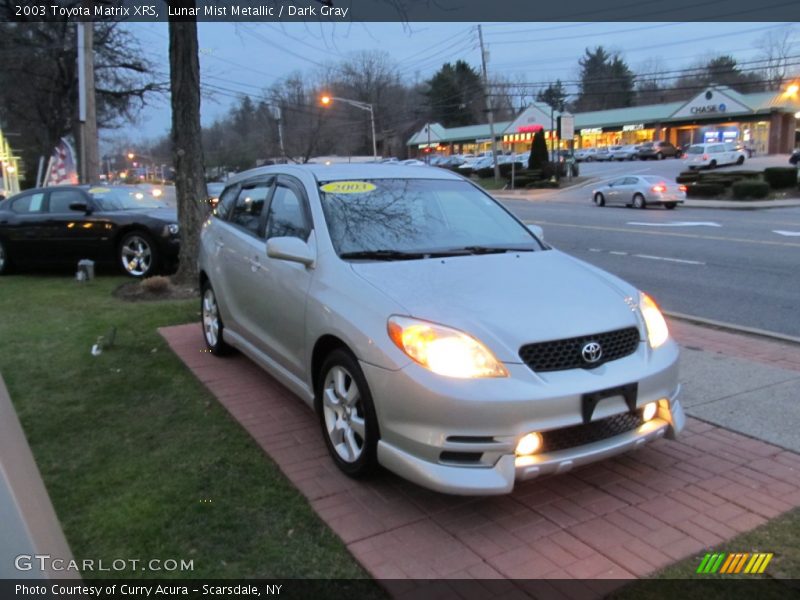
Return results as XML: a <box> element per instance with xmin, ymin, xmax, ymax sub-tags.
<box><xmin>687</xmin><ymin>146</ymin><xmax>704</xmax><ymax>155</ymax></box>
<box><xmin>207</xmin><ymin>183</ymin><xmax>225</xmax><ymax>196</ymax></box>
<box><xmin>318</xmin><ymin>178</ymin><xmax>539</xmax><ymax>257</ymax></box>
<box><xmin>88</xmin><ymin>187</ymin><xmax>165</xmax><ymax>211</ymax></box>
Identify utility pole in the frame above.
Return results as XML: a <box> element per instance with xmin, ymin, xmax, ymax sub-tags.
<box><xmin>77</xmin><ymin>21</ymin><xmax>100</xmax><ymax>183</ymax></box>
<box><xmin>477</xmin><ymin>25</ymin><xmax>499</xmax><ymax>181</ymax></box>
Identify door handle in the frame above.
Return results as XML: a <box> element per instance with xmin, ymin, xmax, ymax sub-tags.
<box><xmin>247</xmin><ymin>257</ymin><xmax>261</xmax><ymax>272</ymax></box>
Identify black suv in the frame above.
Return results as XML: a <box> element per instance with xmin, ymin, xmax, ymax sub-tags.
<box><xmin>637</xmin><ymin>141</ymin><xmax>680</xmax><ymax>160</ymax></box>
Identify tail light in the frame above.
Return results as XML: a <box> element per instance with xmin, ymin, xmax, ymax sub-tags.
<box><xmin>651</xmin><ymin>184</ymin><xmax>666</xmax><ymax>193</ymax></box>
<box><xmin>678</xmin><ymin>185</ymin><xmax>687</xmax><ymax>192</ymax></box>
<box><xmin>703</xmin><ymin>154</ymin><xmax>709</xmax><ymax>160</ymax></box>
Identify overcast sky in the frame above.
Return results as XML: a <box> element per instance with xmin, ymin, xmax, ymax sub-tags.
<box><xmin>120</xmin><ymin>21</ymin><xmax>798</xmax><ymax>145</ymax></box>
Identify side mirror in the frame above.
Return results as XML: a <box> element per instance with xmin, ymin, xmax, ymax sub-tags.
<box><xmin>526</xmin><ymin>224</ymin><xmax>544</xmax><ymax>240</ymax></box>
<box><xmin>266</xmin><ymin>236</ymin><xmax>314</xmax><ymax>267</ymax></box>
<box><xmin>69</xmin><ymin>202</ymin><xmax>91</xmax><ymax>214</ymax></box>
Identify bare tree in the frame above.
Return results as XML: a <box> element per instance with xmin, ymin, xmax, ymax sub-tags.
<box><xmin>758</xmin><ymin>26</ymin><xmax>796</xmax><ymax>89</ymax></box>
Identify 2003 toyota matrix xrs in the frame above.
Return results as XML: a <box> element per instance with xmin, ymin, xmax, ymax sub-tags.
<box><xmin>198</xmin><ymin>164</ymin><xmax>684</xmax><ymax>495</ymax></box>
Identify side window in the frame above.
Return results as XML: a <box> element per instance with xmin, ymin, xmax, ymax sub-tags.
<box><xmin>216</xmin><ymin>185</ymin><xmax>240</xmax><ymax>220</ymax></box>
<box><xmin>11</xmin><ymin>193</ymin><xmax>45</xmax><ymax>214</ymax></box>
<box><xmin>230</xmin><ymin>181</ymin><xmax>270</xmax><ymax>237</ymax></box>
<box><xmin>266</xmin><ymin>185</ymin><xmax>309</xmax><ymax>240</ymax></box>
<box><xmin>623</xmin><ymin>177</ymin><xmax>639</xmax><ymax>185</ymax></box>
<box><xmin>609</xmin><ymin>178</ymin><xmax>626</xmax><ymax>186</ymax></box>
<box><xmin>48</xmin><ymin>189</ymin><xmax>86</xmax><ymax>213</ymax></box>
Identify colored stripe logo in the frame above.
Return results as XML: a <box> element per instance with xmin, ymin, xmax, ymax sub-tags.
<box><xmin>696</xmin><ymin>552</ymin><xmax>773</xmax><ymax>574</ymax></box>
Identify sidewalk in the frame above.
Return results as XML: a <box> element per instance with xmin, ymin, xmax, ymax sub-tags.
<box><xmin>161</xmin><ymin>319</ymin><xmax>800</xmax><ymax>591</ymax></box>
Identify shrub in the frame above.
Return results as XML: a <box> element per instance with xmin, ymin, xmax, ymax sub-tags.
<box><xmin>686</xmin><ymin>183</ymin><xmax>725</xmax><ymax>198</ymax></box>
<box><xmin>141</xmin><ymin>275</ymin><xmax>171</xmax><ymax>294</ymax></box>
<box><xmin>731</xmin><ymin>180</ymin><xmax>770</xmax><ymax>200</ymax></box>
<box><xmin>720</xmin><ymin>170</ymin><xmax>761</xmax><ymax>180</ymax></box>
<box><xmin>675</xmin><ymin>174</ymin><xmax>699</xmax><ymax>184</ymax></box>
<box><xmin>697</xmin><ymin>176</ymin><xmax>735</xmax><ymax>188</ymax></box>
<box><xmin>529</xmin><ymin>130</ymin><xmax>549</xmax><ymax>169</ymax></box>
<box><xmin>474</xmin><ymin>166</ymin><xmax>494</xmax><ymax>179</ymax></box>
<box><xmin>763</xmin><ymin>167</ymin><xmax>797</xmax><ymax>189</ymax></box>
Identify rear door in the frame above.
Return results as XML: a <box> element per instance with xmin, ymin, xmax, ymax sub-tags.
<box><xmin>2</xmin><ymin>191</ymin><xmax>48</xmax><ymax>264</ymax></box>
<box><xmin>43</xmin><ymin>188</ymin><xmax>107</xmax><ymax>263</ymax></box>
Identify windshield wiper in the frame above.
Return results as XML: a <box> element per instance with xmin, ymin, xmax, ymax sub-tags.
<box><xmin>339</xmin><ymin>249</ymin><xmax>427</xmax><ymax>261</ymax></box>
<box><xmin>455</xmin><ymin>246</ymin><xmax>535</xmax><ymax>254</ymax></box>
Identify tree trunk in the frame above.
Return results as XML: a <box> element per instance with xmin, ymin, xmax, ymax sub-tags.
<box><xmin>168</xmin><ymin>12</ymin><xmax>206</xmax><ymax>286</ymax></box>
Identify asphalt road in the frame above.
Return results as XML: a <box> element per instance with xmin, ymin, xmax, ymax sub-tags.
<box><xmin>499</xmin><ymin>196</ymin><xmax>800</xmax><ymax>338</ymax></box>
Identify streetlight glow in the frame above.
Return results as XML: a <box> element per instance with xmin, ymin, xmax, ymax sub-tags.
<box><xmin>127</xmin><ymin>152</ymin><xmax>135</xmax><ymax>160</ymax></box>
<box><xmin>320</xmin><ymin>95</ymin><xmax>332</xmax><ymax>105</ymax></box>
<box><xmin>318</xmin><ymin>94</ymin><xmax>377</xmax><ymax>159</ymax></box>
<box><xmin>786</xmin><ymin>84</ymin><xmax>799</xmax><ymax>96</ymax></box>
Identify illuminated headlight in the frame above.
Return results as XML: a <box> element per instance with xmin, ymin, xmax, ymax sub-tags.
<box><xmin>163</xmin><ymin>223</ymin><xmax>180</xmax><ymax>236</ymax></box>
<box><xmin>387</xmin><ymin>316</ymin><xmax>508</xmax><ymax>378</ymax></box>
<box><xmin>642</xmin><ymin>402</ymin><xmax>658</xmax><ymax>422</ymax></box>
<box><xmin>151</xmin><ymin>188</ymin><xmax>163</xmax><ymax>197</ymax></box>
<box><xmin>640</xmin><ymin>292</ymin><xmax>669</xmax><ymax>348</ymax></box>
<box><xmin>516</xmin><ymin>432</ymin><xmax>543</xmax><ymax>456</ymax></box>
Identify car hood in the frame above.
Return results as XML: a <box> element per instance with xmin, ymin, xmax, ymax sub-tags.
<box><xmin>114</xmin><ymin>207</ymin><xmax>177</xmax><ymax>222</ymax></box>
<box><xmin>350</xmin><ymin>250</ymin><xmax>642</xmax><ymax>363</ymax></box>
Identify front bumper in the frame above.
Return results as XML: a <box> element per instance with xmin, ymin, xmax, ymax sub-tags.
<box><xmin>363</xmin><ymin>340</ymin><xmax>682</xmax><ymax>495</ymax></box>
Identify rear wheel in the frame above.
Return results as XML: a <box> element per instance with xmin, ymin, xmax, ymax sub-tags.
<box><xmin>736</xmin><ymin>155</ymin><xmax>745</xmax><ymax>165</ymax></box>
<box><xmin>708</xmin><ymin>160</ymin><xmax>717</xmax><ymax>169</ymax></box>
<box><xmin>657</xmin><ymin>152</ymin><xmax>664</xmax><ymax>160</ymax></box>
<box><xmin>593</xmin><ymin>193</ymin><xmax>605</xmax><ymax>207</ymax></box>
<box><xmin>665</xmin><ymin>202</ymin><xmax>677</xmax><ymax>210</ymax></box>
<box><xmin>633</xmin><ymin>194</ymin><xmax>647</xmax><ymax>209</ymax></box>
<box><xmin>316</xmin><ymin>349</ymin><xmax>379</xmax><ymax>478</ymax></box>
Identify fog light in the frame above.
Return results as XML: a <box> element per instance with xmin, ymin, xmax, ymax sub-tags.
<box><xmin>516</xmin><ymin>432</ymin><xmax>543</xmax><ymax>456</ymax></box>
<box><xmin>642</xmin><ymin>402</ymin><xmax>658</xmax><ymax>422</ymax></box>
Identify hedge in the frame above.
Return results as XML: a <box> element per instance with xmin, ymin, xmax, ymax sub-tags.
<box><xmin>675</xmin><ymin>174</ymin><xmax>699</xmax><ymax>184</ymax></box>
<box><xmin>696</xmin><ymin>176</ymin><xmax>735</xmax><ymax>188</ymax></box>
<box><xmin>731</xmin><ymin>180</ymin><xmax>770</xmax><ymax>199</ymax></box>
<box><xmin>763</xmin><ymin>167</ymin><xmax>797</xmax><ymax>189</ymax></box>
<box><xmin>686</xmin><ymin>183</ymin><xmax>725</xmax><ymax>198</ymax></box>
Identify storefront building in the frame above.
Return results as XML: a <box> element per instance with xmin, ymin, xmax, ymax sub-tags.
<box><xmin>408</xmin><ymin>86</ymin><xmax>800</xmax><ymax>157</ymax></box>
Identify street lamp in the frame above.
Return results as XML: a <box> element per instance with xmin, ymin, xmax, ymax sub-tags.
<box><xmin>320</xmin><ymin>94</ymin><xmax>378</xmax><ymax>160</ymax></box>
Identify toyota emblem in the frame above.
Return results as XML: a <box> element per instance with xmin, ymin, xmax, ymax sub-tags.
<box><xmin>581</xmin><ymin>341</ymin><xmax>603</xmax><ymax>364</ymax></box>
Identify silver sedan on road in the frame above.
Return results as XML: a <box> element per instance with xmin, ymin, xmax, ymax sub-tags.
<box><xmin>592</xmin><ymin>175</ymin><xmax>686</xmax><ymax>209</ymax></box>
<box><xmin>198</xmin><ymin>164</ymin><xmax>684</xmax><ymax>495</ymax></box>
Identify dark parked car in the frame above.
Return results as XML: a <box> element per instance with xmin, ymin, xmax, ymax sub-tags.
<box><xmin>790</xmin><ymin>149</ymin><xmax>800</xmax><ymax>165</ymax></box>
<box><xmin>637</xmin><ymin>141</ymin><xmax>679</xmax><ymax>160</ymax></box>
<box><xmin>0</xmin><ymin>185</ymin><xmax>180</xmax><ymax>277</ymax></box>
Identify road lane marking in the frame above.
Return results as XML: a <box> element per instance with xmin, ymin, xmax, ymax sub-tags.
<box><xmin>627</xmin><ymin>221</ymin><xmax>721</xmax><ymax>228</ymax></box>
<box><xmin>773</xmin><ymin>230</ymin><xmax>800</xmax><ymax>237</ymax></box>
<box><xmin>528</xmin><ymin>220</ymin><xmax>800</xmax><ymax>248</ymax></box>
<box><xmin>609</xmin><ymin>251</ymin><xmax>628</xmax><ymax>256</ymax></box>
<box><xmin>633</xmin><ymin>254</ymin><xmax>705</xmax><ymax>265</ymax></box>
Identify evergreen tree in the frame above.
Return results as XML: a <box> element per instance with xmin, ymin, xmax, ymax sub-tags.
<box><xmin>528</xmin><ymin>129</ymin><xmax>549</xmax><ymax>170</ymax></box>
<box><xmin>425</xmin><ymin>61</ymin><xmax>484</xmax><ymax>127</ymax></box>
<box><xmin>574</xmin><ymin>47</ymin><xmax>635</xmax><ymax>112</ymax></box>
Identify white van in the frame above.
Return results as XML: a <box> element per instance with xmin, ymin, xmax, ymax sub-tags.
<box><xmin>684</xmin><ymin>142</ymin><xmax>746</xmax><ymax>170</ymax></box>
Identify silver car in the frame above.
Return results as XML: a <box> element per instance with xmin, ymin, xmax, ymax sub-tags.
<box><xmin>199</xmin><ymin>165</ymin><xmax>683</xmax><ymax>495</ymax></box>
<box><xmin>592</xmin><ymin>175</ymin><xmax>686</xmax><ymax>209</ymax></box>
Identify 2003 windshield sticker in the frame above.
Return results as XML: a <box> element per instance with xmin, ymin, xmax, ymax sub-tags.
<box><xmin>320</xmin><ymin>181</ymin><xmax>376</xmax><ymax>194</ymax></box>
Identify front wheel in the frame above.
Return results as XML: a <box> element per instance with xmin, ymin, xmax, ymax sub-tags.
<box><xmin>316</xmin><ymin>349</ymin><xmax>379</xmax><ymax>478</ymax></box>
<box><xmin>593</xmin><ymin>193</ymin><xmax>605</xmax><ymax>207</ymax></box>
<box><xmin>119</xmin><ymin>231</ymin><xmax>158</xmax><ymax>277</ymax></box>
<box><xmin>665</xmin><ymin>202</ymin><xmax>677</xmax><ymax>210</ymax></box>
<box><xmin>201</xmin><ymin>280</ymin><xmax>231</xmax><ymax>356</ymax></box>
<box><xmin>0</xmin><ymin>238</ymin><xmax>10</xmax><ymax>275</ymax></box>
<box><xmin>708</xmin><ymin>160</ymin><xmax>717</xmax><ymax>169</ymax></box>
<box><xmin>657</xmin><ymin>152</ymin><xmax>664</xmax><ymax>160</ymax></box>
<box><xmin>633</xmin><ymin>194</ymin><xmax>647</xmax><ymax>209</ymax></box>
<box><xmin>736</xmin><ymin>155</ymin><xmax>745</xmax><ymax>165</ymax></box>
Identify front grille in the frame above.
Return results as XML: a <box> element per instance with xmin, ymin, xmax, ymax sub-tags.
<box><xmin>541</xmin><ymin>412</ymin><xmax>643</xmax><ymax>453</ymax></box>
<box><xmin>519</xmin><ymin>327</ymin><xmax>640</xmax><ymax>372</ymax></box>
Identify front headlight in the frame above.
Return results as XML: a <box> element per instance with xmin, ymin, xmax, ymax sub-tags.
<box><xmin>640</xmin><ymin>292</ymin><xmax>669</xmax><ymax>348</ymax></box>
<box><xmin>387</xmin><ymin>316</ymin><xmax>508</xmax><ymax>378</ymax></box>
<box><xmin>163</xmin><ymin>223</ymin><xmax>179</xmax><ymax>236</ymax></box>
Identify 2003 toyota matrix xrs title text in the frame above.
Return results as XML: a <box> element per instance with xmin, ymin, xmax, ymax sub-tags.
<box><xmin>198</xmin><ymin>164</ymin><xmax>684</xmax><ymax>495</ymax></box>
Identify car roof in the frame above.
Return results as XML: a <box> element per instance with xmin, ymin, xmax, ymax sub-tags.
<box><xmin>225</xmin><ymin>163</ymin><xmax>461</xmax><ymax>186</ymax></box>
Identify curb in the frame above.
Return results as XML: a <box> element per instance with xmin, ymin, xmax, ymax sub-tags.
<box><xmin>665</xmin><ymin>310</ymin><xmax>800</xmax><ymax>346</ymax></box>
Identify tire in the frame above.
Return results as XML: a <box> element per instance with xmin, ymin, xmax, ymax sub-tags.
<box><xmin>633</xmin><ymin>194</ymin><xmax>647</xmax><ymax>209</ymax></box>
<box><xmin>736</xmin><ymin>155</ymin><xmax>745</xmax><ymax>165</ymax></box>
<box><xmin>665</xmin><ymin>202</ymin><xmax>677</xmax><ymax>210</ymax></box>
<box><xmin>201</xmin><ymin>280</ymin><xmax>231</xmax><ymax>356</ymax></box>
<box><xmin>708</xmin><ymin>160</ymin><xmax>717</xmax><ymax>169</ymax></box>
<box><xmin>119</xmin><ymin>231</ymin><xmax>158</xmax><ymax>277</ymax></box>
<box><xmin>657</xmin><ymin>152</ymin><xmax>664</xmax><ymax>160</ymax></box>
<box><xmin>316</xmin><ymin>348</ymin><xmax>379</xmax><ymax>478</ymax></box>
<box><xmin>0</xmin><ymin>238</ymin><xmax>10</xmax><ymax>275</ymax></box>
<box><xmin>593</xmin><ymin>193</ymin><xmax>605</xmax><ymax>207</ymax></box>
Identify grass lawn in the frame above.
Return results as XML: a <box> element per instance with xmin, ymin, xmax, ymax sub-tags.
<box><xmin>0</xmin><ymin>275</ymin><xmax>381</xmax><ymax>585</ymax></box>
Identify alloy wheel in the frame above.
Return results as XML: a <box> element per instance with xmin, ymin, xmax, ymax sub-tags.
<box><xmin>202</xmin><ymin>288</ymin><xmax>219</xmax><ymax>348</ymax></box>
<box><xmin>0</xmin><ymin>241</ymin><xmax>5</xmax><ymax>273</ymax></box>
<box><xmin>120</xmin><ymin>235</ymin><xmax>153</xmax><ymax>276</ymax></box>
<box><xmin>322</xmin><ymin>366</ymin><xmax>366</xmax><ymax>463</ymax></box>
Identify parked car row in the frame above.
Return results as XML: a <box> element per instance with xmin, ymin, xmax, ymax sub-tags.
<box><xmin>575</xmin><ymin>141</ymin><xmax>682</xmax><ymax>162</ymax></box>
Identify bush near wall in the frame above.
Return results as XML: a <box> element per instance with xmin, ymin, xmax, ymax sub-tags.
<box><xmin>676</xmin><ymin>174</ymin><xmax>699</xmax><ymax>184</ymax></box>
<box><xmin>763</xmin><ymin>167</ymin><xmax>797</xmax><ymax>189</ymax></box>
<box><xmin>686</xmin><ymin>183</ymin><xmax>725</xmax><ymax>198</ymax></box>
<box><xmin>731</xmin><ymin>180</ymin><xmax>770</xmax><ymax>199</ymax></box>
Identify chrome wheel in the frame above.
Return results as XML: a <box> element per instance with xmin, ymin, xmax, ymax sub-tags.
<box><xmin>120</xmin><ymin>234</ymin><xmax>153</xmax><ymax>276</ymax></box>
<box><xmin>0</xmin><ymin>240</ymin><xmax>6</xmax><ymax>273</ymax></box>
<box><xmin>202</xmin><ymin>288</ymin><xmax>219</xmax><ymax>348</ymax></box>
<box><xmin>322</xmin><ymin>365</ymin><xmax>365</xmax><ymax>463</ymax></box>
<box><xmin>633</xmin><ymin>194</ymin><xmax>646</xmax><ymax>209</ymax></box>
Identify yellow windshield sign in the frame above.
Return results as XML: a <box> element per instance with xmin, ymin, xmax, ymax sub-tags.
<box><xmin>88</xmin><ymin>187</ymin><xmax>110</xmax><ymax>194</ymax></box>
<box><xmin>320</xmin><ymin>181</ymin><xmax>376</xmax><ymax>194</ymax></box>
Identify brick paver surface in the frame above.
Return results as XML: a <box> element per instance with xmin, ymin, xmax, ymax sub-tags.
<box><xmin>161</xmin><ymin>321</ymin><xmax>800</xmax><ymax>587</ymax></box>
